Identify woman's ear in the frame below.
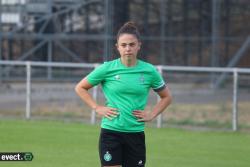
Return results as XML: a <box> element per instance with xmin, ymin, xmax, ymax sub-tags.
<box><xmin>115</xmin><ymin>43</ymin><xmax>120</xmax><ymax>56</ymax></box>
<box><xmin>138</xmin><ymin>41</ymin><xmax>142</xmax><ymax>50</ymax></box>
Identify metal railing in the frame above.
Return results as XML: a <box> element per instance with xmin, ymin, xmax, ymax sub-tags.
<box><xmin>0</xmin><ymin>60</ymin><xmax>250</xmax><ymax>131</ymax></box>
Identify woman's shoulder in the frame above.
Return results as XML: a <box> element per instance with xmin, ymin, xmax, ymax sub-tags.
<box><xmin>138</xmin><ymin>59</ymin><xmax>157</xmax><ymax>70</ymax></box>
<box><xmin>98</xmin><ymin>58</ymin><xmax>119</xmax><ymax>68</ymax></box>
<box><xmin>104</xmin><ymin>58</ymin><xmax>120</xmax><ymax>64</ymax></box>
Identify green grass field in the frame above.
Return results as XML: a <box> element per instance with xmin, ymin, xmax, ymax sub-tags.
<box><xmin>0</xmin><ymin>119</ymin><xmax>250</xmax><ymax>167</ymax></box>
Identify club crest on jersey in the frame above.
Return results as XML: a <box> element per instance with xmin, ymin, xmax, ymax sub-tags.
<box><xmin>139</xmin><ymin>74</ymin><xmax>145</xmax><ymax>84</ymax></box>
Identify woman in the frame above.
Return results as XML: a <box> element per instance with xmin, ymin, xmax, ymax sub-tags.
<box><xmin>75</xmin><ymin>21</ymin><xmax>172</xmax><ymax>167</ymax></box>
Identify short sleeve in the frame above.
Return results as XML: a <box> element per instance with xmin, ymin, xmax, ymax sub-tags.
<box><xmin>86</xmin><ymin>63</ymin><xmax>107</xmax><ymax>86</ymax></box>
<box><xmin>151</xmin><ymin>67</ymin><xmax>166</xmax><ymax>92</ymax></box>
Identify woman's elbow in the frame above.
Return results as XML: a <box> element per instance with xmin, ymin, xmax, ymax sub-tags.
<box><xmin>75</xmin><ymin>83</ymin><xmax>82</xmax><ymax>94</ymax></box>
<box><xmin>164</xmin><ymin>91</ymin><xmax>173</xmax><ymax>105</ymax></box>
<box><xmin>167</xmin><ymin>94</ymin><xmax>173</xmax><ymax>105</ymax></box>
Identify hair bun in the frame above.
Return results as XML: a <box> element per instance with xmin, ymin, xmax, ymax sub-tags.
<box><xmin>117</xmin><ymin>21</ymin><xmax>141</xmax><ymax>41</ymax></box>
<box><xmin>123</xmin><ymin>21</ymin><xmax>137</xmax><ymax>29</ymax></box>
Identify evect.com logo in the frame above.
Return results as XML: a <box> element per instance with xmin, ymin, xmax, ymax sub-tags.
<box><xmin>0</xmin><ymin>152</ymin><xmax>33</xmax><ymax>161</ymax></box>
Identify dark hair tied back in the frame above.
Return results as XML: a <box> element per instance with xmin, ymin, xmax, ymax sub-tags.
<box><xmin>117</xmin><ymin>21</ymin><xmax>141</xmax><ymax>41</ymax></box>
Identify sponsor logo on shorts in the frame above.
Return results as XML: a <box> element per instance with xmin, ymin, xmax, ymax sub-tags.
<box><xmin>138</xmin><ymin>160</ymin><xmax>143</xmax><ymax>166</ymax></box>
<box><xmin>104</xmin><ymin>151</ymin><xmax>112</xmax><ymax>162</ymax></box>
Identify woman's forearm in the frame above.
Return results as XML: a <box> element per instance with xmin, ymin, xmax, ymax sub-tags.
<box><xmin>75</xmin><ymin>84</ymin><xmax>98</xmax><ymax>110</ymax></box>
<box><xmin>133</xmin><ymin>87</ymin><xmax>172</xmax><ymax>122</ymax></box>
<box><xmin>151</xmin><ymin>95</ymin><xmax>172</xmax><ymax>119</ymax></box>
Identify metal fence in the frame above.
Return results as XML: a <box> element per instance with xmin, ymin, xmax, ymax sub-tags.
<box><xmin>0</xmin><ymin>60</ymin><xmax>250</xmax><ymax>131</ymax></box>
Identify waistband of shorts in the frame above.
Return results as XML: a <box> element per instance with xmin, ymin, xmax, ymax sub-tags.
<box><xmin>101</xmin><ymin>128</ymin><xmax>144</xmax><ymax>134</ymax></box>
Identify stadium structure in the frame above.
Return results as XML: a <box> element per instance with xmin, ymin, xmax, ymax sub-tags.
<box><xmin>0</xmin><ymin>0</ymin><xmax>249</xmax><ymax>66</ymax></box>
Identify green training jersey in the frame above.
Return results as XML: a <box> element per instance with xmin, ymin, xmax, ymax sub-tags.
<box><xmin>87</xmin><ymin>58</ymin><xmax>166</xmax><ymax>132</ymax></box>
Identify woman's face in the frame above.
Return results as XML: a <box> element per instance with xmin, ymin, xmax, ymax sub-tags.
<box><xmin>116</xmin><ymin>34</ymin><xmax>141</xmax><ymax>63</ymax></box>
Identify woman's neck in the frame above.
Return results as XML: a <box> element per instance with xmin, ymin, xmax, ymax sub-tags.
<box><xmin>120</xmin><ymin>57</ymin><xmax>137</xmax><ymax>67</ymax></box>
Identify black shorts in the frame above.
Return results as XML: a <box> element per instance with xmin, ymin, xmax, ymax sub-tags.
<box><xmin>99</xmin><ymin>128</ymin><xmax>146</xmax><ymax>167</ymax></box>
